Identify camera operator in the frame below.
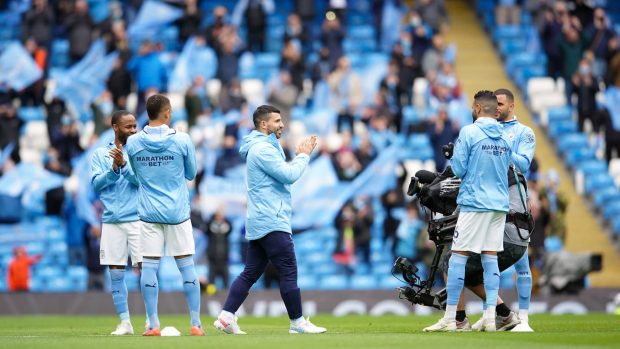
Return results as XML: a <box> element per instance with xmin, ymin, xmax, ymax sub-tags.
<box><xmin>424</xmin><ymin>90</ymin><xmax>512</xmax><ymax>333</ymax></box>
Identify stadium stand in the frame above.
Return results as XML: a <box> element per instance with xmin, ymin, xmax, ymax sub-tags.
<box><xmin>0</xmin><ymin>0</ymin><xmax>617</xmax><ymax>295</ymax></box>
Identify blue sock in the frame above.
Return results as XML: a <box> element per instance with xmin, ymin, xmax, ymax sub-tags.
<box><xmin>141</xmin><ymin>258</ymin><xmax>160</xmax><ymax>329</ymax></box>
<box><xmin>176</xmin><ymin>256</ymin><xmax>201</xmax><ymax>327</ymax></box>
<box><xmin>446</xmin><ymin>253</ymin><xmax>468</xmax><ymax>306</ymax></box>
<box><xmin>110</xmin><ymin>268</ymin><xmax>129</xmax><ymax>321</ymax></box>
<box><xmin>481</xmin><ymin>254</ymin><xmax>500</xmax><ymax>309</ymax></box>
<box><xmin>514</xmin><ymin>252</ymin><xmax>532</xmax><ymax>311</ymax></box>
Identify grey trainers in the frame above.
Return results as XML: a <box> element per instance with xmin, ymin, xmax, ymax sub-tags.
<box><xmin>456</xmin><ymin>318</ymin><xmax>472</xmax><ymax>332</ymax></box>
<box><xmin>496</xmin><ymin>311</ymin><xmax>521</xmax><ymax>332</ymax></box>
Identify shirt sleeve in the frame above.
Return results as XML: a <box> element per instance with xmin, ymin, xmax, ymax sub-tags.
<box><xmin>91</xmin><ymin>149</ymin><xmax>119</xmax><ymax>192</ymax></box>
<box><xmin>513</xmin><ymin>126</ymin><xmax>536</xmax><ymax>173</ymax></box>
<box><xmin>183</xmin><ymin>135</ymin><xmax>197</xmax><ymax>181</ymax></box>
<box><xmin>256</xmin><ymin>145</ymin><xmax>310</xmax><ymax>185</ymax></box>
<box><xmin>450</xmin><ymin>128</ymin><xmax>469</xmax><ymax>179</ymax></box>
<box><xmin>120</xmin><ymin>160</ymin><xmax>139</xmax><ymax>186</ymax></box>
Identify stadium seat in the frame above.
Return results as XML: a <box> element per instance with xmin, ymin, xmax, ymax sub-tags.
<box><xmin>241</xmin><ymin>79</ymin><xmax>266</xmax><ymax>105</ymax></box>
<box><xmin>612</xmin><ymin>216</ymin><xmax>620</xmax><ymax>237</ymax></box>
<box><xmin>609</xmin><ymin>158</ymin><xmax>620</xmax><ymax>186</ymax></box>
<box><xmin>565</xmin><ymin>147</ymin><xmax>596</xmax><ymax>167</ymax></box>
<box><xmin>526</xmin><ymin>77</ymin><xmax>556</xmax><ymax>98</ymax></box>
<box><xmin>584</xmin><ymin>173</ymin><xmax>616</xmax><ymax>195</ymax></box>
<box><xmin>548</xmin><ymin>119</ymin><xmax>577</xmax><ymax>139</ymax></box>
<box><xmin>544</xmin><ymin>236</ymin><xmax>563</xmax><ymax>252</ymax></box>
<box><xmin>593</xmin><ymin>186</ymin><xmax>620</xmax><ymax>208</ymax></box>
<box><xmin>492</xmin><ymin>25</ymin><xmax>522</xmax><ymax>44</ymax></box>
<box><xmin>602</xmin><ymin>199</ymin><xmax>620</xmax><ymax>221</ymax></box>
<box><xmin>45</xmin><ymin>276</ymin><xmax>74</xmax><ymax>293</ymax></box>
<box><xmin>318</xmin><ymin>275</ymin><xmax>348</xmax><ymax>290</ymax></box>
<box><xmin>350</xmin><ymin>275</ymin><xmax>378</xmax><ymax>290</ymax></box>
<box><xmin>557</xmin><ymin>133</ymin><xmax>589</xmax><ymax>151</ymax></box>
<box><xmin>378</xmin><ymin>274</ymin><xmax>404</xmax><ymax>289</ymax></box>
<box><xmin>297</xmin><ymin>275</ymin><xmax>318</xmax><ymax>290</ymax></box>
<box><xmin>313</xmin><ymin>263</ymin><xmax>342</xmax><ymax>276</ymax></box>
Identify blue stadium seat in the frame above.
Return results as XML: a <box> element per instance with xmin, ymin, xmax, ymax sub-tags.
<box><xmin>593</xmin><ymin>186</ymin><xmax>620</xmax><ymax>208</ymax></box>
<box><xmin>18</xmin><ymin>107</ymin><xmax>46</xmax><ymax>122</ymax></box>
<box><xmin>576</xmin><ymin>159</ymin><xmax>607</xmax><ymax>176</ymax></box>
<box><xmin>584</xmin><ymin>173</ymin><xmax>616</xmax><ymax>194</ymax></box>
<box><xmin>548</xmin><ymin>119</ymin><xmax>577</xmax><ymax>139</ymax></box>
<box><xmin>407</xmin><ymin>133</ymin><xmax>431</xmax><ymax>149</ymax></box>
<box><xmin>499</xmin><ymin>39</ymin><xmax>527</xmax><ymax>57</ymax></box>
<box><xmin>298</xmin><ymin>275</ymin><xmax>318</xmax><ymax>290</ymax></box>
<box><xmin>377</xmin><ymin>275</ymin><xmax>404</xmax><ymax>289</ymax></box>
<box><xmin>547</xmin><ymin>106</ymin><xmax>573</xmax><ymax>123</ymax></box>
<box><xmin>0</xmin><ymin>275</ymin><xmax>6</xmax><ymax>292</ymax></box>
<box><xmin>50</xmin><ymin>39</ymin><xmax>70</xmax><ymax>68</ymax></box>
<box><xmin>371</xmin><ymin>261</ymin><xmax>394</xmax><ymax>276</ymax></box>
<box><xmin>229</xmin><ymin>263</ymin><xmax>244</xmax><ymax>279</ymax></box>
<box><xmin>35</xmin><ymin>266</ymin><xmax>61</xmax><ymax>279</ymax></box>
<box><xmin>45</xmin><ymin>276</ymin><xmax>74</xmax><ymax>293</ymax></box>
<box><xmin>565</xmin><ymin>147</ymin><xmax>596</xmax><ymax>167</ymax></box>
<box><xmin>557</xmin><ymin>133</ymin><xmax>589</xmax><ymax>151</ymax></box>
<box><xmin>312</xmin><ymin>262</ymin><xmax>342</xmax><ymax>276</ymax></box>
<box><xmin>492</xmin><ymin>25</ymin><xmax>522</xmax><ymax>43</ymax></box>
<box><xmin>612</xmin><ymin>216</ymin><xmax>620</xmax><ymax>237</ymax></box>
<box><xmin>318</xmin><ymin>275</ymin><xmax>348</xmax><ymax>290</ymax></box>
<box><xmin>350</xmin><ymin>275</ymin><xmax>378</xmax><ymax>290</ymax></box>
<box><xmin>67</xmin><ymin>266</ymin><xmax>88</xmax><ymax>292</ymax></box>
<box><xmin>544</xmin><ymin>236</ymin><xmax>564</xmax><ymax>252</ymax></box>
<box><xmin>602</xmin><ymin>199</ymin><xmax>620</xmax><ymax>221</ymax></box>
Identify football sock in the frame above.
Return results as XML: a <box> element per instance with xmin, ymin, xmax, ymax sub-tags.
<box><xmin>481</xmin><ymin>254</ymin><xmax>500</xmax><ymax>319</ymax></box>
<box><xmin>514</xmin><ymin>252</ymin><xmax>532</xmax><ymax>312</ymax></box>
<box><xmin>496</xmin><ymin>302</ymin><xmax>511</xmax><ymax>317</ymax></box>
<box><xmin>456</xmin><ymin>310</ymin><xmax>467</xmax><ymax>322</ymax></box>
<box><xmin>445</xmin><ymin>253</ymin><xmax>468</xmax><ymax>319</ymax></box>
<box><xmin>176</xmin><ymin>256</ymin><xmax>201</xmax><ymax>327</ymax></box>
<box><xmin>141</xmin><ymin>258</ymin><xmax>160</xmax><ymax>329</ymax></box>
<box><xmin>109</xmin><ymin>268</ymin><xmax>130</xmax><ymax>321</ymax></box>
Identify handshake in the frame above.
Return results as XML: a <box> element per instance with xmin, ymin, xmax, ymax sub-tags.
<box><xmin>442</xmin><ymin>142</ymin><xmax>454</xmax><ymax>160</ymax></box>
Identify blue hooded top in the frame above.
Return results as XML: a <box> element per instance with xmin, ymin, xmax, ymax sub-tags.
<box><xmin>451</xmin><ymin>117</ymin><xmax>512</xmax><ymax>212</ymax></box>
<box><xmin>126</xmin><ymin>124</ymin><xmax>196</xmax><ymax>224</ymax></box>
<box><xmin>91</xmin><ymin>143</ymin><xmax>139</xmax><ymax>223</ymax></box>
<box><xmin>501</xmin><ymin>116</ymin><xmax>536</xmax><ymax>173</ymax></box>
<box><xmin>239</xmin><ymin>130</ymin><xmax>309</xmax><ymax>240</ymax></box>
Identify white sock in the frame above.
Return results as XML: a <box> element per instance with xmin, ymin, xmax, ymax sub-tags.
<box><xmin>291</xmin><ymin>316</ymin><xmax>305</xmax><ymax>326</ymax></box>
<box><xmin>484</xmin><ymin>306</ymin><xmax>496</xmax><ymax>320</ymax></box>
<box><xmin>220</xmin><ymin>310</ymin><xmax>235</xmax><ymax>321</ymax></box>
<box><xmin>121</xmin><ymin>319</ymin><xmax>131</xmax><ymax>325</ymax></box>
<box><xmin>518</xmin><ymin>310</ymin><xmax>529</xmax><ymax>323</ymax></box>
<box><xmin>444</xmin><ymin>305</ymin><xmax>457</xmax><ymax>320</ymax></box>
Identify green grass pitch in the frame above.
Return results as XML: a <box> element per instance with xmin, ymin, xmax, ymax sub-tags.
<box><xmin>1</xmin><ymin>314</ymin><xmax>619</xmax><ymax>349</ymax></box>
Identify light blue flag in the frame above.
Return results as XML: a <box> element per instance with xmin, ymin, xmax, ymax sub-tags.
<box><xmin>0</xmin><ymin>41</ymin><xmax>43</xmax><ymax>91</ymax></box>
<box><xmin>0</xmin><ymin>162</ymin><xmax>65</xmax><ymax>216</ymax></box>
<box><xmin>128</xmin><ymin>1</ymin><xmax>183</xmax><ymax>39</ymax></box>
<box><xmin>291</xmin><ymin>145</ymin><xmax>399</xmax><ymax>229</ymax></box>
<box><xmin>168</xmin><ymin>37</ymin><xmax>217</xmax><ymax>92</ymax></box>
<box><xmin>380</xmin><ymin>0</ymin><xmax>404</xmax><ymax>52</ymax></box>
<box><xmin>53</xmin><ymin>40</ymin><xmax>118</xmax><ymax>115</ymax></box>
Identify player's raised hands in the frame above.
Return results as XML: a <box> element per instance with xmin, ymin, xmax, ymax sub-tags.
<box><xmin>296</xmin><ymin>135</ymin><xmax>318</xmax><ymax>156</ymax></box>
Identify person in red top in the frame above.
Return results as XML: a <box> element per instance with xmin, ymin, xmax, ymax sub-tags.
<box><xmin>7</xmin><ymin>246</ymin><xmax>42</xmax><ymax>292</ymax></box>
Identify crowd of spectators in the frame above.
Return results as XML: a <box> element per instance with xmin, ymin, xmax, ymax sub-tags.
<box><xmin>0</xmin><ymin>0</ymin><xmax>581</xmax><ymax>292</ymax></box>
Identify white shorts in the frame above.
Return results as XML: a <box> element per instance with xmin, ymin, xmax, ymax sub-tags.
<box><xmin>141</xmin><ymin>220</ymin><xmax>195</xmax><ymax>257</ymax></box>
<box><xmin>452</xmin><ymin>211</ymin><xmax>506</xmax><ymax>254</ymax></box>
<box><xmin>100</xmin><ymin>221</ymin><xmax>142</xmax><ymax>267</ymax></box>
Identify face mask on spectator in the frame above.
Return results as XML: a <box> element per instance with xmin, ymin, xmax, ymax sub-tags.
<box><xmin>579</xmin><ymin>64</ymin><xmax>591</xmax><ymax>76</ymax></box>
